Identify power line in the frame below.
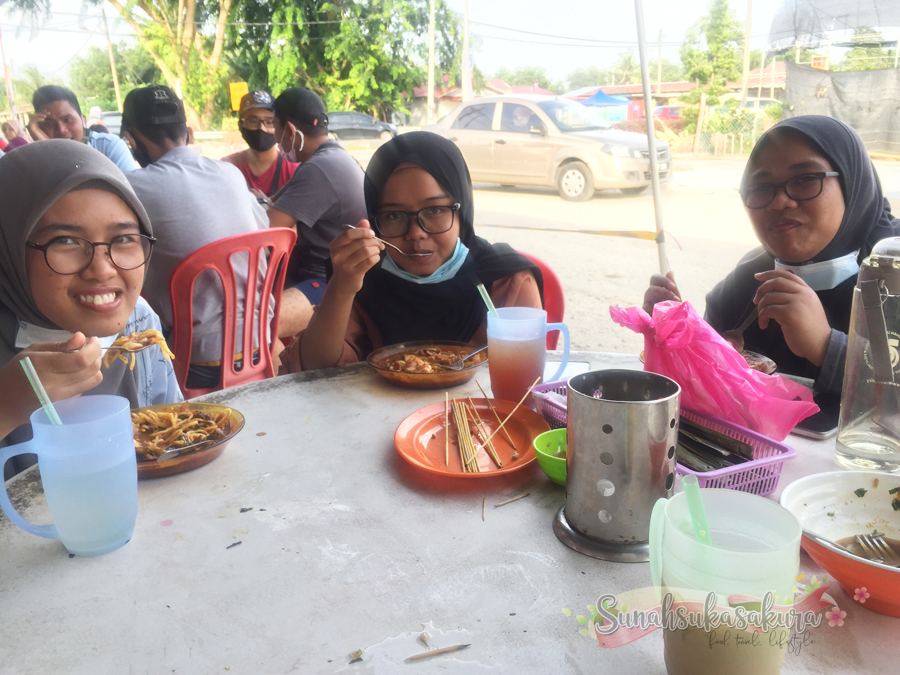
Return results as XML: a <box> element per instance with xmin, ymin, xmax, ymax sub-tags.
<box><xmin>471</xmin><ymin>20</ymin><xmax>680</xmax><ymax>46</ymax></box>
<box><xmin>478</xmin><ymin>33</ymin><xmax>680</xmax><ymax>49</ymax></box>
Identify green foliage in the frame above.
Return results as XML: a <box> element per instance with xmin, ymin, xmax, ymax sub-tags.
<box><xmin>680</xmin><ymin>0</ymin><xmax>742</xmax><ymax>90</ymax></box>
<box><xmin>834</xmin><ymin>28</ymin><xmax>897</xmax><ymax>71</ymax></box>
<box><xmin>567</xmin><ymin>66</ymin><xmax>608</xmax><ymax>90</ymax></box>
<box><xmin>0</xmin><ymin>63</ymin><xmax>63</xmax><ymax>110</ymax></box>
<box><xmin>67</xmin><ymin>42</ymin><xmax>162</xmax><ymax>112</ymax></box>
<box><xmin>493</xmin><ymin>66</ymin><xmax>564</xmax><ymax>94</ymax></box>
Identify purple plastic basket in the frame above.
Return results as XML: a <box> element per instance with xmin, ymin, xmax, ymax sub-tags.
<box><xmin>531</xmin><ymin>381</ymin><xmax>796</xmax><ymax>496</ymax></box>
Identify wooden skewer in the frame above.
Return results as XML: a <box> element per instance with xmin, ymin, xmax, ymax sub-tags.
<box><xmin>482</xmin><ymin>497</ymin><xmax>486</xmax><ymax>521</ymax></box>
<box><xmin>452</xmin><ymin>400</ymin><xmax>480</xmax><ymax>472</ymax></box>
<box><xmin>466</xmin><ymin>396</ymin><xmax>502</xmax><ymax>468</ymax></box>
<box><xmin>481</xmin><ymin>377</ymin><xmax>542</xmax><ymax>448</ymax></box>
<box><xmin>476</xmin><ymin>381</ymin><xmax>517</xmax><ymax>451</ymax></box>
<box><xmin>405</xmin><ymin>643</ymin><xmax>471</xmax><ymax>662</ymax></box>
<box><xmin>495</xmin><ymin>492</ymin><xmax>530</xmax><ymax>508</ymax></box>
<box><xmin>444</xmin><ymin>392</ymin><xmax>449</xmax><ymax>466</ymax></box>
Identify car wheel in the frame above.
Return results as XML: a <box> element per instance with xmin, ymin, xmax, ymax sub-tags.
<box><xmin>379</xmin><ymin>130</ymin><xmax>393</xmax><ymax>141</ymax></box>
<box><xmin>557</xmin><ymin>162</ymin><xmax>594</xmax><ymax>202</ymax></box>
<box><xmin>620</xmin><ymin>186</ymin><xmax>646</xmax><ymax>196</ymax></box>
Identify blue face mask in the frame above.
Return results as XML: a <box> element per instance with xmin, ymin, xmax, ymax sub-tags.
<box><xmin>774</xmin><ymin>250</ymin><xmax>860</xmax><ymax>291</ymax></box>
<box><xmin>381</xmin><ymin>239</ymin><xmax>470</xmax><ymax>284</ymax></box>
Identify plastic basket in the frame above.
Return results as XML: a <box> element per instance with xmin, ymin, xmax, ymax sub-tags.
<box><xmin>531</xmin><ymin>381</ymin><xmax>796</xmax><ymax>496</ymax></box>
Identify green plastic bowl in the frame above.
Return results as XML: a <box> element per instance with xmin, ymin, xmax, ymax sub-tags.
<box><xmin>533</xmin><ymin>428</ymin><xmax>567</xmax><ymax>486</ymax></box>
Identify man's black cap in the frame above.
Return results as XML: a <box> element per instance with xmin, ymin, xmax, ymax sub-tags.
<box><xmin>240</xmin><ymin>90</ymin><xmax>275</xmax><ymax>114</ymax></box>
<box><xmin>273</xmin><ymin>87</ymin><xmax>329</xmax><ymax>130</ymax></box>
<box><xmin>122</xmin><ymin>85</ymin><xmax>187</xmax><ymax>132</ymax></box>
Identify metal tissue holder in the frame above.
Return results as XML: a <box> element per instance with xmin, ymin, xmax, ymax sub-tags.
<box><xmin>554</xmin><ymin>369</ymin><xmax>680</xmax><ymax>563</ymax></box>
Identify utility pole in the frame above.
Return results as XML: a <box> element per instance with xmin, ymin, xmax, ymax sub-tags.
<box><xmin>739</xmin><ymin>0</ymin><xmax>752</xmax><ymax>106</ymax></box>
<box><xmin>427</xmin><ymin>0</ymin><xmax>436</xmax><ymax>124</ymax></box>
<box><xmin>770</xmin><ymin>57</ymin><xmax>775</xmax><ymax>99</ymax></box>
<box><xmin>102</xmin><ymin>10</ymin><xmax>123</xmax><ymax>112</ymax></box>
<box><xmin>656</xmin><ymin>30</ymin><xmax>662</xmax><ymax>95</ymax></box>
<box><xmin>461</xmin><ymin>0</ymin><xmax>473</xmax><ymax>100</ymax></box>
<box><xmin>756</xmin><ymin>53</ymin><xmax>765</xmax><ymax>107</ymax></box>
<box><xmin>0</xmin><ymin>22</ymin><xmax>15</xmax><ymax>114</ymax></box>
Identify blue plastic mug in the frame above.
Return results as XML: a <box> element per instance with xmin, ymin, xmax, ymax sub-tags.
<box><xmin>0</xmin><ymin>395</ymin><xmax>138</xmax><ymax>556</ymax></box>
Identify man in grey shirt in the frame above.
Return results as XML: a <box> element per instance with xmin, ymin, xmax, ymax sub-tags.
<box><xmin>267</xmin><ymin>87</ymin><xmax>367</xmax><ymax>337</ymax></box>
<box><xmin>122</xmin><ymin>85</ymin><xmax>277</xmax><ymax>388</ymax></box>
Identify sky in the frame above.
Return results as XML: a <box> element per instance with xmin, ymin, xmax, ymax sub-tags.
<box><xmin>0</xmin><ymin>0</ymin><xmax>882</xmax><ymax>90</ymax></box>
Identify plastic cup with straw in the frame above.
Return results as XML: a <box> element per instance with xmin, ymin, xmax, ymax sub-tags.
<box><xmin>477</xmin><ymin>283</ymin><xmax>499</xmax><ymax>318</ymax></box>
<box><xmin>20</xmin><ymin>356</ymin><xmax>63</xmax><ymax>425</ymax></box>
<box><xmin>682</xmin><ymin>474</ymin><xmax>713</xmax><ymax>545</ymax></box>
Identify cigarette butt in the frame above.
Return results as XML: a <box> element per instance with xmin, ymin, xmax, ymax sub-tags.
<box><xmin>494</xmin><ymin>492</ymin><xmax>530</xmax><ymax>508</ymax></box>
<box><xmin>404</xmin><ymin>643</ymin><xmax>471</xmax><ymax>662</ymax></box>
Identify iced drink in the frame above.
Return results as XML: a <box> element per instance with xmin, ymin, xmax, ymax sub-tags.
<box><xmin>487</xmin><ymin>334</ymin><xmax>545</xmax><ymax>403</ymax></box>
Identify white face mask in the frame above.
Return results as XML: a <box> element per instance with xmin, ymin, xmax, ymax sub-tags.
<box><xmin>774</xmin><ymin>250</ymin><xmax>861</xmax><ymax>291</ymax></box>
<box><xmin>278</xmin><ymin>122</ymin><xmax>304</xmax><ymax>162</ymax></box>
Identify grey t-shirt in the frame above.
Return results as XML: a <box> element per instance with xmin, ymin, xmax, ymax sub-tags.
<box><xmin>271</xmin><ymin>140</ymin><xmax>367</xmax><ymax>283</ymax></box>
<box><xmin>127</xmin><ymin>146</ymin><xmax>269</xmax><ymax>363</ymax></box>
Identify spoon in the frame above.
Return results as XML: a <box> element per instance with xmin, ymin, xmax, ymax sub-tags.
<box><xmin>445</xmin><ymin>344</ymin><xmax>488</xmax><ymax>371</ymax></box>
<box><xmin>343</xmin><ymin>224</ymin><xmax>430</xmax><ymax>258</ymax></box>
<box><xmin>721</xmin><ymin>307</ymin><xmax>759</xmax><ymax>352</ymax></box>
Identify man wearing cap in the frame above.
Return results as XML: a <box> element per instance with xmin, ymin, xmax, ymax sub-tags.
<box><xmin>223</xmin><ymin>90</ymin><xmax>298</xmax><ymax>199</ymax></box>
<box><xmin>267</xmin><ymin>87</ymin><xmax>367</xmax><ymax>337</ymax></box>
<box><xmin>27</xmin><ymin>85</ymin><xmax>134</xmax><ymax>172</ymax></box>
<box><xmin>121</xmin><ymin>85</ymin><xmax>289</xmax><ymax>388</ymax></box>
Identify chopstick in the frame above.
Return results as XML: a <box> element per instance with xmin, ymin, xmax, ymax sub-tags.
<box><xmin>476</xmin><ymin>381</ymin><xmax>517</xmax><ymax>451</ymax></box>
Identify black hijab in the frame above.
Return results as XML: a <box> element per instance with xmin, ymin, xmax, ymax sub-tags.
<box><xmin>353</xmin><ymin>131</ymin><xmax>542</xmax><ymax>346</ymax></box>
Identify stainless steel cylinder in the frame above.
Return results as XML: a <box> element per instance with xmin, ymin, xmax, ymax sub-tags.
<box><xmin>557</xmin><ymin>369</ymin><xmax>680</xmax><ymax>562</ymax></box>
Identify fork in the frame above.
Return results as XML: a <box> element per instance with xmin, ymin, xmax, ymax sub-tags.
<box><xmin>856</xmin><ymin>534</ymin><xmax>900</xmax><ymax>566</ymax></box>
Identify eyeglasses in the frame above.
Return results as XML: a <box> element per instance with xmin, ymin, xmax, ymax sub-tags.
<box><xmin>27</xmin><ymin>234</ymin><xmax>156</xmax><ymax>275</ymax></box>
<box><xmin>242</xmin><ymin>117</ymin><xmax>276</xmax><ymax>131</ymax></box>
<box><xmin>740</xmin><ymin>172</ymin><xmax>840</xmax><ymax>209</ymax></box>
<box><xmin>372</xmin><ymin>203</ymin><xmax>461</xmax><ymax>238</ymax></box>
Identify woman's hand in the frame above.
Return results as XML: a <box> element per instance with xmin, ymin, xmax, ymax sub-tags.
<box><xmin>642</xmin><ymin>271</ymin><xmax>682</xmax><ymax>314</ymax></box>
<box><xmin>753</xmin><ymin>270</ymin><xmax>832</xmax><ymax>366</ymax></box>
<box><xmin>328</xmin><ymin>220</ymin><xmax>384</xmax><ymax>297</ymax></box>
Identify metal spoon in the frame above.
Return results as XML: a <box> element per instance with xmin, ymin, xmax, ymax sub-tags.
<box><xmin>445</xmin><ymin>344</ymin><xmax>488</xmax><ymax>371</ymax></box>
<box><xmin>721</xmin><ymin>307</ymin><xmax>759</xmax><ymax>352</ymax></box>
<box><xmin>343</xmin><ymin>224</ymin><xmax>430</xmax><ymax>258</ymax></box>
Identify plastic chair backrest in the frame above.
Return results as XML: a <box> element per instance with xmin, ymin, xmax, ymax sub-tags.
<box><xmin>519</xmin><ymin>251</ymin><xmax>566</xmax><ymax>349</ymax></box>
<box><xmin>168</xmin><ymin>228</ymin><xmax>297</xmax><ymax>398</ymax></box>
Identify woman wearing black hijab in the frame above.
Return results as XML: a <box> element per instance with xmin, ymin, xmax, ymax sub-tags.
<box><xmin>284</xmin><ymin>131</ymin><xmax>543</xmax><ymax>371</ymax></box>
<box><xmin>643</xmin><ymin>116</ymin><xmax>900</xmax><ymax>394</ymax></box>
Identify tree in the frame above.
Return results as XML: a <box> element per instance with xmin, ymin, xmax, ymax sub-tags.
<box><xmin>68</xmin><ymin>42</ymin><xmax>162</xmax><ymax>112</ymax></box>
<box><xmin>567</xmin><ymin>66</ymin><xmax>608</xmax><ymax>90</ymax></box>
<box><xmin>0</xmin><ymin>64</ymin><xmax>63</xmax><ymax>111</ymax></box>
<box><xmin>834</xmin><ymin>28</ymin><xmax>896</xmax><ymax>71</ymax></box>
<box><xmin>493</xmin><ymin>66</ymin><xmax>564</xmax><ymax>94</ymax></box>
<box><xmin>679</xmin><ymin>0</ymin><xmax>743</xmax><ymax>104</ymax></box>
<box><xmin>610</xmin><ymin>52</ymin><xmax>640</xmax><ymax>85</ymax></box>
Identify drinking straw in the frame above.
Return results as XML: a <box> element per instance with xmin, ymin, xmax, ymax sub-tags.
<box><xmin>476</xmin><ymin>283</ymin><xmax>499</xmax><ymax>318</ymax></box>
<box><xmin>682</xmin><ymin>475</ymin><xmax>713</xmax><ymax>545</ymax></box>
<box><xmin>19</xmin><ymin>357</ymin><xmax>63</xmax><ymax>425</ymax></box>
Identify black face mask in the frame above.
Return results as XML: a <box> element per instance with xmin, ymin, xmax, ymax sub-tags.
<box><xmin>241</xmin><ymin>126</ymin><xmax>277</xmax><ymax>152</ymax></box>
<box><xmin>131</xmin><ymin>138</ymin><xmax>152</xmax><ymax>168</ymax></box>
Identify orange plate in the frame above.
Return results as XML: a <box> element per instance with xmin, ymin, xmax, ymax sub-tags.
<box><xmin>395</xmin><ymin>398</ymin><xmax>549</xmax><ymax>477</ymax></box>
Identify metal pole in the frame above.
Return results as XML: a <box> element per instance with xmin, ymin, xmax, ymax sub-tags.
<box><xmin>656</xmin><ymin>30</ymin><xmax>662</xmax><ymax>96</ymax></box>
<box><xmin>461</xmin><ymin>0</ymin><xmax>472</xmax><ymax>100</ymax></box>
<box><xmin>634</xmin><ymin>0</ymin><xmax>668</xmax><ymax>275</ymax></box>
<box><xmin>770</xmin><ymin>57</ymin><xmax>775</xmax><ymax>99</ymax></box>
<box><xmin>102</xmin><ymin>10</ymin><xmax>123</xmax><ymax>112</ymax></box>
<box><xmin>756</xmin><ymin>53</ymin><xmax>765</xmax><ymax>106</ymax></box>
<box><xmin>739</xmin><ymin>0</ymin><xmax>752</xmax><ymax>106</ymax></box>
<box><xmin>0</xmin><ymin>22</ymin><xmax>15</xmax><ymax>114</ymax></box>
<box><xmin>427</xmin><ymin>0</ymin><xmax>436</xmax><ymax>124</ymax></box>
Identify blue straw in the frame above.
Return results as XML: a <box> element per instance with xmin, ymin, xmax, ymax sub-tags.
<box><xmin>20</xmin><ymin>357</ymin><xmax>63</xmax><ymax>425</ymax></box>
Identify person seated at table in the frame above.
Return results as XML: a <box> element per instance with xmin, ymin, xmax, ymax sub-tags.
<box><xmin>643</xmin><ymin>116</ymin><xmax>900</xmax><ymax>395</ymax></box>
<box><xmin>0</xmin><ymin>140</ymin><xmax>182</xmax><ymax>477</ymax></box>
<box><xmin>283</xmin><ymin>131</ymin><xmax>544</xmax><ymax>372</ymax></box>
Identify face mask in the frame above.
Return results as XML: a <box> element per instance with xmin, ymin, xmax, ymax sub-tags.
<box><xmin>381</xmin><ymin>239</ymin><xmax>470</xmax><ymax>284</ymax></box>
<box><xmin>278</xmin><ymin>123</ymin><xmax>303</xmax><ymax>162</ymax></box>
<box><xmin>774</xmin><ymin>250</ymin><xmax>860</xmax><ymax>291</ymax></box>
<box><xmin>131</xmin><ymin>138</ymin><xmax>152</xmax><ymax>168</ymax></box>
<box><xmin>241</xmin><ymin>126</ymin><xmax>276</xmax><ymax>152</ymax></box>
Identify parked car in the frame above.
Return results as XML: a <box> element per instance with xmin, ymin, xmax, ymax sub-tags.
<box><xmin>652</xmin><ymin>105</ymin><xmax>685</xmax><ymax>121</ymax></box>
<box><xmin>424</xmin><ymin>95</ymin><xmax>672</xmax><ymax>201</ymax></box>
<box><xmin>102</xmin><ymin>111</ymin><xmax>122</xmax><ymax>137</ymax></box>
<box><xmin>327</xmin><ymin>111</ymin><xmax>397</xmax><ymax>141</ymax></box>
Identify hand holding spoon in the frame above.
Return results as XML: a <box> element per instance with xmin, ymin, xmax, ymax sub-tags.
<box><xmin>343</xmin><ymin>224</ymin><xmax>430</xmax><ymax>258</ymax></box>
<box><xmin>721</xmin><ymin>307</ymin><xmax>759</xmax><ymax>352</ymax></box>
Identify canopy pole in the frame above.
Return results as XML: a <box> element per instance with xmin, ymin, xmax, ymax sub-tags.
<box><xmin>633</xmin><ymin>0</ymin><xmax>668</xmax><ymax>275</ymax></box>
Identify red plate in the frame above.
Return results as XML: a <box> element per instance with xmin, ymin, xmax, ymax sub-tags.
<box><xmin>395</xmin><ymin>398</ymin><xmax>550</xmax><ymax>477</ymax></box>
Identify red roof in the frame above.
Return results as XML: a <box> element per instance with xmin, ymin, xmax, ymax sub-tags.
<box><xmin>486</xmin><ymin>79</ymin><xmax>513</xmax><ymax>94</ymax></box>
<box><xmin>600</xmin><ymin>81</ymin><xmax>696</xmax><ymax>96</ymax></box>
<box><xmin>727</xmin><ymin>61</ymin><xmax>786</xmax><ymax>90</ymax></box>
<box><xmin>510</xmin><ymin>84</ymin><xmax>556</xmax><ymax>96</ymax></box>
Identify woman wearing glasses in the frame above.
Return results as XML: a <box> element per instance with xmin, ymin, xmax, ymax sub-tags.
<box><xmin>283</xmin><ymin>131</ymin><xmax>543</xmax><ymax>371</ymax></box>
<box><xmin>0</xmin><ymin>140</ymin><xmax>181</xmax><ymax>466</ymax></box>
<box><xmin>222</xmin><ymin>91</ymin><xmax>299</xmax><ymax>200</ymax></box>
<box><xmin>643</xmin><ymin>116</ymin><xmax>899</xmax><ymax>394</ymax></box>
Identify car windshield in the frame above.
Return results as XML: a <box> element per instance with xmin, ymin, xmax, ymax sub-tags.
<box><xmin>537</xmin><ymin>99</ymin><xmax>611</xmax><ymax>132</ymax></box>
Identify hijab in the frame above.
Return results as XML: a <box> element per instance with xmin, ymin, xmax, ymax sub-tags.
<box><xmin>353</xmin><ymin>131</ymin><xmax>542</xmax><ymax>345</ymax></box>
<box><xmin>0</xmin><ymin>139</ymin><xmax>153</xmax><ymax>399</ymax></box>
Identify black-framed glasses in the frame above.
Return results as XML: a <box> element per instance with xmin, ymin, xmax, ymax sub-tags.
<box><xmin>740</xmin><ymin>172</ymin><xmax>840</xmax><ymax>209</ymax></box>
<box><xmin>27</xmin><ymin>234</ymin><xmax>156</xmax><ymax>275</ymax></box>
<box><xmin>372</xmin><ymin>203</ymin><xmax>461</xmax><ymax>238</ymax></box>
<box><xmin>241</xmin><ymin>117</ymin><xmax>275</xmax><ymax>131</ymax></box>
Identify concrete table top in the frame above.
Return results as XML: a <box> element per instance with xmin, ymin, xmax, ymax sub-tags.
<box><xmin>1</xmin><ymin>352</ymin><xmax>897</xmax><ymax>674</ymax></box>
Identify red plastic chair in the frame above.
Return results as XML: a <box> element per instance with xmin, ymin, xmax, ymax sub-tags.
<box><xmin>519</xmin><ymin>251</ymin><xmax>566</xmax><ymax>349</ymax></box>
<box><xmin>169</xmin><ymin>228</ymin><xmax>297</xmax><ymax>398</ymax></box>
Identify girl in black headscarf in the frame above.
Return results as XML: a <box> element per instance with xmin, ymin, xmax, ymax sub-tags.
<box><xmin>285</xmin><ymin>131</ymin><xmax>543</xmax><ymax>371</ymax></box>
<box><xmin>643</xmin><ymin>116</ymin><xmax>900</xmax><ymax>394</ymax></box>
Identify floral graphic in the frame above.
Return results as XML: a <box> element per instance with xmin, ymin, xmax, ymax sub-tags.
<box><xmin>826</xmin><ymin>606</ymin><xmax>846</xmax><ymax>627</ymax></box>
<box><xmin>853</xmin><ymin>587</ymin><xmax>870</xmax><ymax>604</ymax></box>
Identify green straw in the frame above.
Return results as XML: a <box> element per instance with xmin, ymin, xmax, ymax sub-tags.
<box><xmin>20</xmin><ymin>357</ymin><xmax>63</xmax><ymax>425</ymax></box>
<box><xmin>477</xmin><ymin>283</ymin><xmax>499</xmax><ymax>318</ymax></box>
<box><xmin>682</xmin><ymin>474</ymin><xmax>713</xmax><ymax>545</ymax></box>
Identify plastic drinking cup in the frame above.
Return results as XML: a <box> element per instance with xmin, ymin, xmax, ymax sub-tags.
<box><xmin>486</xmin><ymin>307</ymin><xmax>570</xmax><ymax>403</ymax></box>
<box><xmin>649</xmin><ymin>490</ymin><xmax>801</xmax><ymax>675</ymax></box>
<box><xmin>0</xmin><ymin>395</ymin><xmax>138</xmax><ymax>556</ymax></box>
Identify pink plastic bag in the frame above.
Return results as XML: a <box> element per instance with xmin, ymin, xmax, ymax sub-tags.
<box><xmin>610</xmin><ymin>301</ymin><xmax>818</xmax><ymax>441</ymax></box>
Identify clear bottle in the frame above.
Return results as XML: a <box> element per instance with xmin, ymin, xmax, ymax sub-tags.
<box><xmin>836</xmin><ymin>237</ymin><xmax>900</xmax><ymax>472</ymax></box>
